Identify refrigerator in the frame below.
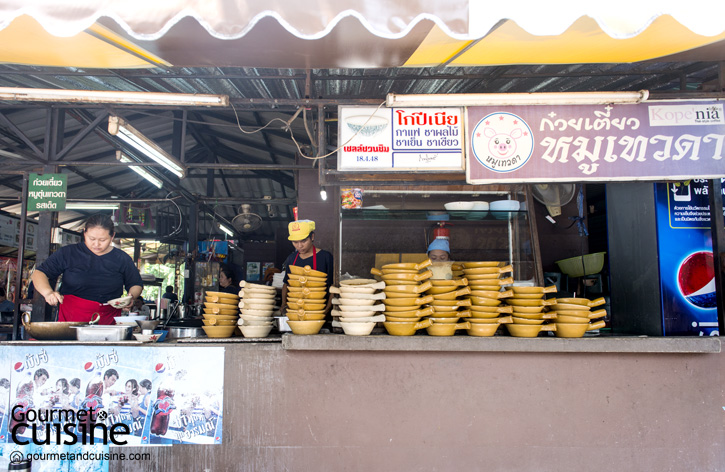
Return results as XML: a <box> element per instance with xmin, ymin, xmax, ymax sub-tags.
<box><xmin>654</xmin><ymin>180</ymin><xmax>722</xmax><ymax>336</ymax></box>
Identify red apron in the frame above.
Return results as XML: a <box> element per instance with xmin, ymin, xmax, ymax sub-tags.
<box><xmin>292</xmin><ymin>246</ymin><xmax>317</xmax><ymax>270</ymax></box>
<box><xmin>58</xmin><ymin>294</ymin><xmax>120</xmax><ymax>325</ymax></box>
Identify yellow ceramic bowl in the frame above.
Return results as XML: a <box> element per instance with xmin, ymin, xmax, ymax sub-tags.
<box><xmin>202</xmin><ymin>319</ymin><xmax>237</xmax><ymax>326</ymax></box>
<box><xmin>286</xmin><ymin>310</ymin><xmax>326</xmax><ymax>321</ymax></box>
<box><xmin>203</xmin><ymin>314</ymin><xmax>239</xmax><ymax>322</ymax></box>
<box><xmin>204</xmin><ymin>301</ymin><xmax>239</xmax><ymax>310</ymax></box>
<box><xmin>425</xmin><ymin>321</ymin><xmax>470</xmax><ymax>336</ymax></box>
<box><xmin>205</xmin><ymin>294</ymin><xmax>239</xmax><ymax>304</ymax></box>
<box><xmin>288</xmin><ymin>265</ymin><xmax>327</xmax><ymax>278</ymax></box>
<box><xmin>287</xmin><ymin>320</ymin><xmax>325</xmax><ymax>335</ymax></box>
<box><xmin>287</xmin><ymin>300</ymin><xmax>326</xmax><ymax>311</ymax></box>
<box><xmin>466</xmin><ymin>323</ymin><xmax>500</xmax><ymax>337</ymax></box>
<box><xmin>385</xmin><ymin>315</ymin><xmax>422</xmax><ymax>322</ymax></box>
<box><xmin>287</xmin><ymin>279</ymin><xmax>327</xmax><ymax>288</ymax></box>
<box><xmin>383</xmin><ymin>319</ymin><xmax>432</xmax><ymax>336</ymax></box>
<box><xmin>505</xmin><ymin>323</ymin><xmax>552</xmax><ymax>338</ymax></box>
<box><xmin>202</xmin><ymin>325</ymin><xmax>237</xmax><ymax>338</ymax></box>
<box><xmin>511</xmin><ymin>316</ymin><xmax>546</xmax><ymax>325</ymax></box>
<box><xmin>203</xmin><ymin>307</ymin><xmax>239</xmax><ymax>316</ymax></box>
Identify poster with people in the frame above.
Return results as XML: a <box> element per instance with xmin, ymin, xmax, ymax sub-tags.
<box><xmin>2</xmin><ymin>345</ymin><xmax>224</xmax><ymax>449</ymax></box>
<box><xmin>140</xmin><ymin>346</ymin><xmax>224</xmax><ymax>445</ymax></box>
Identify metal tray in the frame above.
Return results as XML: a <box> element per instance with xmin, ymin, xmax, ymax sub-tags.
<box><xmin>72</xmin><ymin>325</ymin><xmax>134</xmax><ymax>341</ymax></box>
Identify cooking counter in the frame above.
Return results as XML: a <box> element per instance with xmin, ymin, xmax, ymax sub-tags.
<box><xmin>2</xmin><ymin>334</ymin><xmax>719</xmax><ymax>353</ymax></box>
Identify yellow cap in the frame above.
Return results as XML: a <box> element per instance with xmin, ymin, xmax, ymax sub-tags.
<box><xmin>288</xmin><ymin>220</ymin><xmax>315</xmax><ymax>241</ymax></box>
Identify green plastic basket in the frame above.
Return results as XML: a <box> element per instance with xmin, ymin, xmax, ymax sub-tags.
<box><xmin>556</xmin><ymin>252</ymin><xmax>606</xmax><ymax>277</ymax></box>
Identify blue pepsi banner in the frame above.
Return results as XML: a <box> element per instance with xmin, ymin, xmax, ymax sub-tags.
<box><xmin>654</xmin><ymin>179</ymin><xmax>723</xmax><ymax>336</ymax></box>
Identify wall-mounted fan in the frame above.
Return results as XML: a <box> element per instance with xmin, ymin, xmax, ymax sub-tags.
<box><xmin>231</xmin><ymin>204</ymin><xmax>263</xmax><ymax>233</ymax></box>
<box><xmin>531</xmin><ymin>184</ymin><xmax>576</xmax><ymax>217</ymax></box>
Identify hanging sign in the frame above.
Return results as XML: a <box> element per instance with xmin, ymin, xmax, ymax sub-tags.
<box><xmin>337</xmin><ymin>106</ymin><xmax>464</xmax><ymax>171</ymax></box>
<box><xmin>466</xmin><ymin>101</ymin><xmax>725</xmax><ymax>184</ymax></box>
<box><xmin>27</xmin><ymin>173</ymin><xmax>67</xmax><ymax>211</ymax></box>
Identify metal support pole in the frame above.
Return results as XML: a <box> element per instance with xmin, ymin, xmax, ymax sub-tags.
<box><xmin>707</xmin><ymin>179</ymin><xmax>724</xmax><ymax>335</ymax></box>
<box><xmin>13</xmin><ymin>174</ymin><xmax>29</xmax><ymax>340</ymax></box>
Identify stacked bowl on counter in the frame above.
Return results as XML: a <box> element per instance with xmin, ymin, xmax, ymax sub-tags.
<box><xmin>504</xmin><ymin>286</ymin><xmax>558</xmax><ymax>337</ymax></box>
<box><xmin>203</xmin><ymin>291</ymin><xmax>240</xmax><ymax>338</ymax></box>
<box><xmin>237</xmin><ymin>281</ymin><xmax>276</xmax><ymax>338</ymax></box>
<box><xmin>285</xmin><ymin>265</ymin><xmax>330</xmax><ymax>335</ymax></box>
<box><xmin>372</xmin><ymin>259</ymin><xmax>435</xmax><ymax>336</ymax></box>
<box><xmin>424</xmin><ymin>277</ymin><xmax>472</xmax><ymax>336</ymax></box>
<box><xmin>459</xmin><ymin>262</ymin><xmax>515</xmax><ymax>336</ymax></box>
<box><xmin>330</xmin><ymin>279</ymin><xmax>386</xmax><ymax>335</ymax></box>
<box><xmin>549</xmin><ymin>296</ymin><xmax>607</xmax><ymax>337</ymax></box>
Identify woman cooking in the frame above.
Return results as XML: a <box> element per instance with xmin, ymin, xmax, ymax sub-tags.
<box><xmin>281</xmin><ymin>220</ymin><xmax>333</xmax><ymax>314</ymax></box>
<box><xmin>31</xmin><ymin>214</ymin><xmax>143</xmax><ymax>325</ymax></box>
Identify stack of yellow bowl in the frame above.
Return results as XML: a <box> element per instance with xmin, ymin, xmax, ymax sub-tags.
<box><xmin>238</xmin><ymin>281</ymin><xmax>276</xmax><ymax>338</ymax></box>
<box><xmin>330</xmin><ymin>279</ymin><xmax>386</xmax><ymax>336</ymax></box>
<box><xmin>203</xmin><ymin>291</ymin><xmax>240</xmax><ymax>338</ymax></box>
<box><xmin>421</xmin><ymin>277</ymin><xmax>470</xmax><ymax>336</ymax></box>
<box><xmin>504</xmin><ymin>285</ymin><xmax>558</xmax><ymax>337</ymax></box>
<box><xmin>458</xmin><ymin>262</ymin><xmax>516</xmax><ymax>336</ymax></box>
<box><xmin>285</xmin><ymin>265</ymin><xmax>330</xmax><ymax>335</ymax></box>
<box><xmin>549</xmin><ymin>296</ymin><xmax>607</xmax><ymax>338</ymax></box>
<box><xmin>372</xmin><ymin>259</ymin><xmax>434</xmax><ymax>336</ymax></box>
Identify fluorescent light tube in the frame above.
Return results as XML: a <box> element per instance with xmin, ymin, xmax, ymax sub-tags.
<box><xmin>66</xmin><ymin>202</ymin><xmax>120</xmax><ymax>210</ymax></box>
<box><xmin>108</xmin><ymin>116</ymin><xmax>186</xmax><ymax>178</ymax></box>
<box><xmin>0</xmin><ymin>87</ymin><xmax>228</xmax><ymax>107</ymax></box>
<box><xmin>116</xmin><ymin>151</ymin><xmax>163</xmax><ymax>188</ymax></box>
<box><xmin>386</xmin><ymin>91</ymin><xmax>649</xmax><ymax>107</ymax></box>
<box><xmin>219</xmin><ymin>224</ymin><xmax>234</xmax><ymax>237</ymax></box>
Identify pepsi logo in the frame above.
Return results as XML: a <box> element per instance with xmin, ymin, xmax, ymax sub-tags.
<box><xmin>678</xmin><ymin>251</ymin><xmax>716</xmax><ymax>309</ymax></box>
<box><xmin>155</xmin><ymin>363</ymin><xmax>165</xmax><ymax>373</ymax></box>
<box><xmin>13</xmin><ymin>362</ymin><xmax>23</xmax><ymax>372</ymax></box>
<box><xmin>84</xmin><ymin>362</ymin><xmax>94</xmax><ymax>372</ymax></box>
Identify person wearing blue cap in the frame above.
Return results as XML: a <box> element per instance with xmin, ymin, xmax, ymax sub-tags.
<box><xmin>427</xmin><ymin>238</ymin><xmax>451</xmax><ymax>262</ymax></box>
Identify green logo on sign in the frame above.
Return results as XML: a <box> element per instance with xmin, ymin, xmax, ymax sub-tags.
<box><xmin>27</xmin><ymin>173</ymin><xmax>67</xmax><ymax>211</ymax></box>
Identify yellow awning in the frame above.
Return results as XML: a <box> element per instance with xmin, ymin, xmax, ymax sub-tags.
<box><xmin>0</xmin><ymin>15</ymin><xmax>169</xmax><ymax>68</ymax></box>
<box><xmin>406</xmin><ymin>15</ymin><xmax>725</xmax><ymax>66</ymax></box>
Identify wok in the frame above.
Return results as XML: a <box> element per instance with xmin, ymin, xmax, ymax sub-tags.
<box><xmin>22</xmin><ymin>312</ymin><xmax>87</xmax><ymax>340</ymax></box>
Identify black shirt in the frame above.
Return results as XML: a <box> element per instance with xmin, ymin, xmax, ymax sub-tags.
<box><xmin>282</xmin><ymin>249</ymin><xmax>334</xmax><ymax>289</ymax></box>
<box><xmin>36</xmin><ymin>242</ymin><xmax>143</xmax><ymax>304</ymax></box>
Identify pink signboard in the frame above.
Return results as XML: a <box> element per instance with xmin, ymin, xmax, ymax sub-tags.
<box><xmin>466</xmin><ymin>101</ymin><xmax>725</xmax><ymax>184</ymax></box>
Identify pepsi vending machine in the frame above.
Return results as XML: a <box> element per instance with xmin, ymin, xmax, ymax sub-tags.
<box><xmin>654</xmin><ymin>179</ymin><xmax>723</xmax><ymax>336</ymax></box>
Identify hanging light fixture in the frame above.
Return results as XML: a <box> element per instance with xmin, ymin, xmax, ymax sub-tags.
<box><xmin>0</xmin><ymin>87</ymin><xmax>228</xmax><ymax>107</ymax></box>
<box><xmin>108</xmin><ymin>116</ymin><xmax>186</xmax><ymax>178</ymax></box>
<box><xmin>386</xmin><ymin>90</ymin><xmax>649</xmax><ymax>107</ymax></box>
<box><xmin>65</xmin><ymin>202</ymin><xmax>120</xmax><ymax>210</ymax></box>
<box><xmin>116</xmin><ymin>151</ymin><xmax>163</xmax><ymax>189</ymax></box>
<box><xmin>219</xmin><ymin>224</ymin><xmax>234</xmax><ymax>237</ymax></box>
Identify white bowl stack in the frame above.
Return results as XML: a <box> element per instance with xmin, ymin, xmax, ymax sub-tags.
<box><xmin>238</xmin><ymin>281</ymin><xmax>276</xmax><ymax>338</ymax></box>
<box><xmin>330</xmin><ymin>279</ymin><xmax>386</xmax><ymax>335</ymax></box>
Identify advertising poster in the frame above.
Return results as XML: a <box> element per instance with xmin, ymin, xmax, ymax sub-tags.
<box><xmin>2</xmin><ymin>345</ymin><xmax>225</xmax><ymax>450</ymax></box>
<box><xmin>140</xmin><ymin>347</ymin><xmax>223</xmax><ymax>445</ymax></box>
<box><xmin>654</xmin><ymin>179</ymin><xmax>723</xmax><ymax>335</ymax></box>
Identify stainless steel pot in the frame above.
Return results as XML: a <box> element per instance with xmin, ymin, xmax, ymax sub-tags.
<box><xmin>167</xmin><ymin>327</ymin><xmax>205</xmax><ymax>339</ymax></box>
<box><xmin>73</xmin><ymin>325</ymin><xmax>134</xmax><ymax>341</ymax></box>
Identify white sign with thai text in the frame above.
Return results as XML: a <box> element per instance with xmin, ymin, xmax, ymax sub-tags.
<box><xmin>337</xmin><ymin>106</ymin><xmax>464</xmax><ymax>171</ymax></box>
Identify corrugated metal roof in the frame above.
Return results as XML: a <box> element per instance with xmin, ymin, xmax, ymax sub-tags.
<box><xmin>0</xmin><ymin>61</ymin><xmax>722</xmax><ymax>242</ymax></box>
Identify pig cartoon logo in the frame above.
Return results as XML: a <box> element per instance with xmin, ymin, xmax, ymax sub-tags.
<box><xmin>471</xmin><ymin>112</ymin><xmax>534</xmax><ymax>173</ymax></box>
